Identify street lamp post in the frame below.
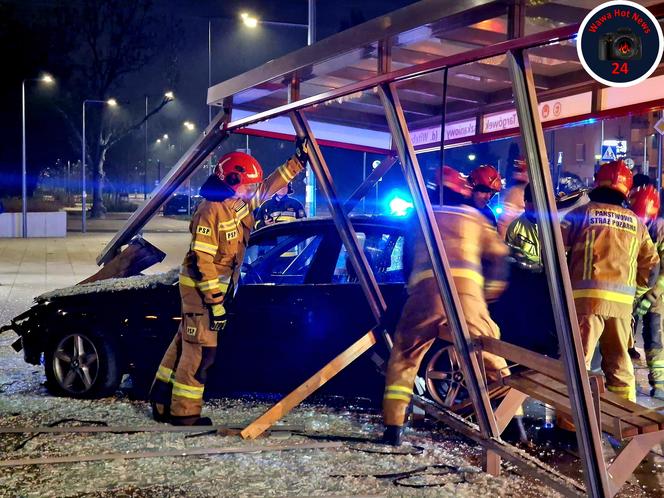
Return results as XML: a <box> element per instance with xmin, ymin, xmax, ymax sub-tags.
<box><xmin>82</xmin><ymin>98</ymin><xmax>117</xmax><ymax>233</ymax></box>
<box><xmin>237</xmin><ymin>5</ymin><xmax>316</xmax><ymax>215</ymax></box>
<box><xmin>21</xmin><ymin>74</ymin><xmax>54</xmax><ymax>238</ymax></box>
<box><xmin>144</xmin><ymin>92</ymin><xmax>174</xmax><ymax>199</ymax></box>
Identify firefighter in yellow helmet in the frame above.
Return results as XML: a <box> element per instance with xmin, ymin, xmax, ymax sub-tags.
<box><xmin>498</xmin><ymin>158</ymin><xmax>529</xmax><ymax>238</ymax></box>
<box><xmin>149</xmin><ymin>143</ymin><xmax>308</xmax><ymax>425</ymax></box>
<box><xmin>629</xmin><ymin>185</ymin><xmax>664</xmax><ymax>399</ymax></box>
<box><xmin>560</xmin><ymin>160</ymin><xmax>659</xmax><ymax>402</ymax></box>
<box><xmin>382</xmin><ymin>166</ymin><xmax>509</xmax><ymax>445</ymax></box>
<box><xmin>505</xmin><ymin>182</ymin><xmax>539</xmax><ymax>268</ymax></box>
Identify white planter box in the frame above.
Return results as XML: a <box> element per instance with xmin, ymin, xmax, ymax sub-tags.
<box><xmin>0</xmin><ymin>212</ymin><xmax>67</xmax><ymax>237</ymax></box>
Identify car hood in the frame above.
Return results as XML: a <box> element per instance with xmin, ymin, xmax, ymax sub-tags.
<box><xmin>37</xmin><ymin>268</ymin><xmax>179</xmax><ymax>303</ymax></box>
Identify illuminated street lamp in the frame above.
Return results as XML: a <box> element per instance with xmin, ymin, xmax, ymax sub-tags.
<box><xmin>183</xmin><ymin>121</ymin><xmax>195</xmax><ymax>131</ymax></box>
<box><xmin>21</xmin><ymin>73</ymin><xmax>55</xmax><ymax>238</ymax></box>
<box><xmin>82</xmin><ymin>98</ymin><xmax>118</xmax><ymax>233</ymax></box>
<box><xmin>240</xmin><ymin>12</ymin><xmax>259</xmax><ymax>28</ymax></box>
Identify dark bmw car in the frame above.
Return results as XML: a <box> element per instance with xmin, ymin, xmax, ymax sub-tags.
<box><xmin>6</xmin><ymin>216</ymin><xmax>413</xmax><ymax>401</ymax></box>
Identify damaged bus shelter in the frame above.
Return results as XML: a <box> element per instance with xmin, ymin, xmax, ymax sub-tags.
<box><xmin>97</xmin><ymin>1</ymin><xmax>664</xmax><ymax>496</ymax></box>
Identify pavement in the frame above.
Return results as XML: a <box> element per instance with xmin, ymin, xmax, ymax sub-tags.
<box><xmin>0</xmin><ymin>212</ymin><xmax>190</xmax><ymax>325</ymax></box>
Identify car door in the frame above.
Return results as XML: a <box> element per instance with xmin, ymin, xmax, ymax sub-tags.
<box><xmin>275</xmin><ymin>223</ymin><xmax>409</xmax><ymax>400</ymax></box>
<box><xmin>207</xmin><ymin>225</ymin><xmax>330</xmax><ymax>394</ymax></box>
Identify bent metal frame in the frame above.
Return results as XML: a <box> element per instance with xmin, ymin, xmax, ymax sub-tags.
<box><xmin>98</xmin><ymin>1</ymin><xmax>664</xmax><ymax>496</ymax></box>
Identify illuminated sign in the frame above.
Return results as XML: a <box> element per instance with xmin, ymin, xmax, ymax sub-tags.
<box><xmin>483</xmin><ymin>93</ymin><xmax>593</xmax><ymax>133</ymax></box>
<box><xmin>410</xmin><ymin>118</ymin><xmax>477</xmax><ymax>147</ymax></box>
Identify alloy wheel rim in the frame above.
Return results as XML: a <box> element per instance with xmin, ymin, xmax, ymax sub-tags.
<box><xmin>53</xmin><ymin>334</ymin><xmax>100</xmax><ymax>394</ymax></box>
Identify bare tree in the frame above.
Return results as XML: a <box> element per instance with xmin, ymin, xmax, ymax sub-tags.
<box><xmin>51</xmin><ymin>0</ymin><xmax>180</xmax><ymax>217</ymax></box>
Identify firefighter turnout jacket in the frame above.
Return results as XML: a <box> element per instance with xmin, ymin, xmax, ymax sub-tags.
<box><xmin>254</xmin><ymin>194</ymin><xmax>306</xmax><ymax>230</ymax></box>
<box><xmin>383</xmin><ymin>205</ymin><xmax>510</xmax><ymax>426</ymax></box>
<box><xmin>561</xmin><ymin>202</ymin><xmax>658</xmax><ymax>317</ymax></box>
<box><xmin>561</xmin><ymin>201</ymin><xmax>659</xmax><ymax>401</ymax></box>
<box><xmin>643</xmin><ymin>217</ymin><xmax>664</xmax><ymax>390</ymax></box>
<box><xmin>150</xmin><ymin>157</ymin><xmax>304</xmax><ymax>421</ymax></box>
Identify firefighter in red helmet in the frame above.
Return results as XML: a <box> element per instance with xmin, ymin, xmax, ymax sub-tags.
<box><xmin>469</xmin><ymin>164</ymin><xmax>502</xmax><ymax>227</ymax></box>
<box><xmin>382</xmin><ymin>165</ymin><xmax>509</xmax><ymax>445</ymax></box>
<box><xmin>149</xmin><ymin>143</ymin><xmax>308</xmax><ymax>425</ymax></box>
<box><xmin>630</xmin><ymin>185</ymin><xmax>664</xmax><ymax>399</ymax></box>
<box><xmin>561</xmin><ymin>160</ymin><xmax>659</xmax><ymax>402</ymax></box>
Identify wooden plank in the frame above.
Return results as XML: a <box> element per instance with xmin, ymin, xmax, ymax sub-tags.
<box><xmin>598</xmin><ymin>390</ymin><xmax>664</xmax><ymax>428</ymax></box>
<box><xmin>524</xmin><ymin>372</ymin><xmax>658</xmax><ymax>435</ymax></box>
<box><xmin>0</xmin><ymin>441</ymin><xmax>341</xmax><ymax>468</ymax></box>
<box><xmin>241</xmin><ymin>331</ymin><xmax>377</xmax><ymax>440</ymax></box>
<box><xmin>478</xmin><ymin>337</ymin><xmax>566</xmax><ymax>382</ymax></box>
<box><xmin>505</xmin><ymin>376</ymin><xmax>639</xmax><ymax>438</ymax></box>
<box><xmin>607</xmin><ymin>431</ymin><xmax>664</xmax><ymax>495</ymax></box>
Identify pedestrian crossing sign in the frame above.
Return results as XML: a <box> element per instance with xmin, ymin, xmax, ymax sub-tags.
<box><xmin>601</xmin><ymin>145</ymin><xmax>617</xmax><ymax>161</ymax></box>
<box><xmin>655</xmin><ymin>117</ymin><xmax>664</xmax><ymax>136</ymax></box>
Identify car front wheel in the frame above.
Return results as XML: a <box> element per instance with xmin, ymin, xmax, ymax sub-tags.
<box><xmin>45</xmin><ymin>329</ymin><xmax>120</xmax><ymax>398</ymax></box>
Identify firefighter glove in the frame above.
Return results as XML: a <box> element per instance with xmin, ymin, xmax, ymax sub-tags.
<box><xmin>294</xmin><ymin>137</ymin><xmax>310</xmax><ymax>166</ymax></box>
<box><xmin>209</xmin><ymin>303</ymin><xmax>227</xmax><ymax>332</ymax></box>
<box><xmin>635</xmin><ymin>292</ymin><xmax>656</xmax><ymax>317</ymax></box>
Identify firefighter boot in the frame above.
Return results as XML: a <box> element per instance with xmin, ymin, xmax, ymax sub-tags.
<box><xmin>151</xmin><ymin>402</ymin><xmax>170</xmax><ymax>423</ymax></box>
<box><xmin>382</xmin><ymin>425</ymin><xmax>404</xmax><ymax>446</ymax></box>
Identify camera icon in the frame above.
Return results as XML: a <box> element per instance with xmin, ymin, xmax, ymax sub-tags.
<box><xmin>598</xmin><ymin>28</ymin><xmax>642</xmax><ymax>61</ymax></box>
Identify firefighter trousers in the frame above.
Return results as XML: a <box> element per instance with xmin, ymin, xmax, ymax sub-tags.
<box><xmin>642</xmin><ymin>311</ymin><xmax>664</xmax><ymax>390</ymax></box>
<box><xmin>149</xmin><ymin>309</ymin><xmax>218</xmax><ymax>419</ymax></box>
<box><xmin>578</xmin><ymin>314</ymin><xmax>635</xmax><ymax>401</ymax></box>
<box><xmin>383</xmin><ymin>279</ymin><xmax>508</xmax><ymax>427</ymax></box>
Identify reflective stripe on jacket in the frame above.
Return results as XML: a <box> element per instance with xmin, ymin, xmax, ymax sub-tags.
<box><xmin>561</xmin><ymin>201</ymin><xmax>659</xmax><ymax>318</ymax></box>
<box><xmin>180</xmin><ymin>158</ymin><xmax>303</xmax><ymax>312</ymax></box>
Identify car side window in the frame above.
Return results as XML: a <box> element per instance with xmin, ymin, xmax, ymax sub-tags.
<box><xmin>243</xmin><ymin>235</ymin><xmax>323</xmax><ymax>285</ymax></box>
<box><xmin>333</xmin><ymin>231</ymin><xmax>405</xmax><ymax>284</ymax></box>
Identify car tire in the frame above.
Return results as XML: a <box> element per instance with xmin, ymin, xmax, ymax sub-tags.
<box><xmin>45</xmin><ymin>328</ymin><xmax>121</xmax><ymax>399</ymax></box>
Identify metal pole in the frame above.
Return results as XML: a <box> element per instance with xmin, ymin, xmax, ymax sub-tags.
<box><xmin>362</xmin><ymin>152</ymin><xmax>367</xmax><ymax>214</ymax></box>
<box><xmin>439</xmin><ymin>68</ymin><xmax>448</xmax><ymax>206</ymax></box>
<box><xmin>290</xmin><ymin>111</ymin><xmax>392</xmax><ymax>351</ymax></box>
<box><xmin>305</xmin><ymin>0</ymin><xmax>316</xmax><ymax>217</ymax></box>
<box><xmin>208</xmin><ymin>20</ymin><xmax>212</xmax><ymax>124</ymax></box>
<box><xmin>21</xmin><ymin>80</ymin><xmax>27</xmax><ymax>238</ymax></box>
<box><xmin>658</xmin><ymin>110</ymin><xmax>663</xmax><ymax>193</ymax></box>
<box><xmin>507</xmin><ymin>49</ymin><xmax>610</xmax><ymax>498</ymax></box>
<box><xmin>307</xmin><ymin>0</ymin><xmax>316</xmax><ymax>46</ymax></box>
<box><xmin>144</xmin><ymin>95</ymin><xmax>148</xmax><ymax>200</ymax></box>
<box><xmin>377</xmin><ymin>83</ymin><xmax>498</xmax><ymax>440</ymax></box>
<box><xmin>82</xmin><ymin>102</ymin><xmax>87</xmax><ymax>233</ymax></box>
<box><xmin>643</xmin><ymin>136</ymin><xmax>648</xmax><ymax>175</ymax></box>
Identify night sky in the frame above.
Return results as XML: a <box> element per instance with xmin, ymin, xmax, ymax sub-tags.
<box><xmin>0</xmin><ymin>0</ymin><xmax>417</xmax><ymax>199</ymax></box>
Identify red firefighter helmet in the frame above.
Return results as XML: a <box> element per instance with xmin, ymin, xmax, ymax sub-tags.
<box><xmin>214</xmin><ymin>152</ymin><xmax>263</xmax><ymax>188</ymax></box>
<box><xmin>469</xmin><ymin>165</ymin><xmax>502</xmax><ymax>192</ymax></box>
<box><xmin>629</xmin><ymin>185</ymin><xmax>660</xmax><ymax>222</ymax></box>
<box><xmin>594</xmin><ymin>159</ymin><xmax>633</xmax><ymax>196</ymax></box>
<box><xmin>441</xmin><ymin>165</ymin><xmax>471</xmax><ymax>197</ymax></box>
<box><xmin>512</xmin><ymin>158</ymin><xmax>528</xmax><ymax>182</ymax></box>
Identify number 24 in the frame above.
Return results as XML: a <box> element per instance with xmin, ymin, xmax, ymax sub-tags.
<box><xmin>611</xmin><ymin>63</ymin><xmax>629</xmax><ymax>75</ymax></box>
